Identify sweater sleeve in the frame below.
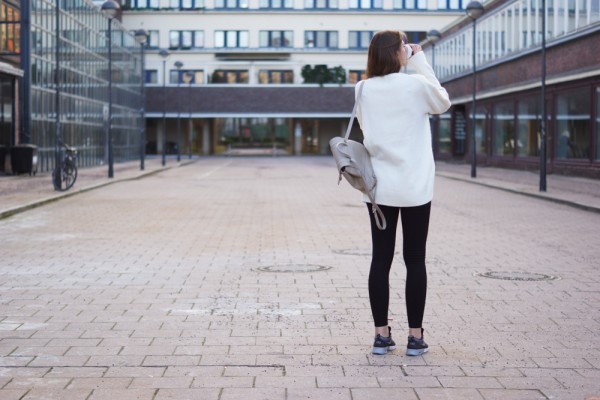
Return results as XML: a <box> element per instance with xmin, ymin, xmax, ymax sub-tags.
<box><xmin>408</xmin><ymin>52</ymin><xmax>451</xmax><ymax>115</ymax></box>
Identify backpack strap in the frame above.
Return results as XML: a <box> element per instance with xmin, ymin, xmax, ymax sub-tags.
<box><xmin>344</xmin><ymin>81</ymin><xmax>365</xmax><ymax>141</ymax></box>
<box><xmin>366</xmin><ymin>192</ymin><xmax>387</xmax><ymax>230</ymax></box>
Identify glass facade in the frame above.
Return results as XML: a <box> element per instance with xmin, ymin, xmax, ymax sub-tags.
<box><xmin>597</xmin><ymin>88</ymin><xmax>600</xmax><ymax>160</ymax></box>
<box><xmin>30</xmin><ymin>0</ymin><xmax>142</xmax><ymax>172</ymax></box>
<box><xmin>216</xmin><ymin>118</ymin><xmax>291</xmax><ymax>153</ymax></box>
<box><xmin>438</xmin><ymin>112</ymin><xmax>452</xmax><ymax>153</ymax></box>
<box><xmin>493</xmin><ymin>101</ymin><xmax>515</xmax><ymax>156</ymax></box>
<box><xmin>428</xmin><ymin>0</ymin><xmax>600</xmax><ymax>80</ymax></box>
<box><xmin>0</xmin><ymin>74</ymin><xmax>13</xmax><ymax>149</ymax></box>
<box><xmin>555</xmin><ymin>87</ymin><xmax>590</xmax><ymax>160</ymax></box>
<box><xmin>517</xmin><ymin>96</ymin><xmax>541</xmax><ymax>157</ymax></box>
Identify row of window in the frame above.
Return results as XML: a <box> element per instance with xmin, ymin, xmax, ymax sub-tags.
<box><xmin>144</xmin><ymin>30</ymin><xmax>425</xmax><ymax>49</ymax></box>
<box><xmin>439</xmin><ymin>86</ymin><xmax>600</xmax><ymax>162</ymax></box>
<box><xmin>428</xmin><ymin>0</ymin><xmax>600</xmax><ymax>79</ymax></box>
<box><xmin>145</xmin><ymin>68</ymin><xmax>367</xmax><ymax>84</ymax></box>
<box><xmin>123</xmin><ymin>0</ymin><xmax>465</xmax><ymax>10</ymax></box>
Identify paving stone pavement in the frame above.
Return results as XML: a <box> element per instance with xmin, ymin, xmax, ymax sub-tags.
<box><xmin>0</xmin><ymin>156</ymin><xmax>598</xmax><ymax>400</ymax></box>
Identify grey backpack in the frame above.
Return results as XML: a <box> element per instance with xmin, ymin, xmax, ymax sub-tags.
<box><xmin>329</xmin><ymin>82</ymin><xmax>386</xmax><ymax>230</ymax></box>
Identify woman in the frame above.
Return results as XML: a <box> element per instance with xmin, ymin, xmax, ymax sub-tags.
<box><xmin>355</xmin><ymin>30</ymin><xmax>451</xmax><ymax>356</ymax></box>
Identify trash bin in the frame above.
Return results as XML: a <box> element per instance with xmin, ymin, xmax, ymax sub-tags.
<box><xmin>0</xmin><ymin>145</ymin><xmax>6</xmax><ymax>172</ymax></box>
<box><xmin>10</xmin><ymin>144</ymin><xmax>38</xmax><ymax>176</ymax></box>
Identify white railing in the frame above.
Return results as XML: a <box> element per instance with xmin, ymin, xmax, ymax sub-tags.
<box><xmin>426</xmin><ymin>0</ymin><xmax>600</xmax><ymax>80</ymax></box>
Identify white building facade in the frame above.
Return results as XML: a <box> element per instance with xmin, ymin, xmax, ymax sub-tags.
<box><xmin>121</xmin><ymin>0</ymin><xmax>464</xmax><ymax>155</ymax></box>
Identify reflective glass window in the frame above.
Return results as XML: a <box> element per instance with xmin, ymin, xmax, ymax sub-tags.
<box><xmin>493</xmin><ymin>101</ymin><xmax>515</xmax><ymax>156</ymax></box>
<box><xmin>517</xmin><ymin>96</ymin><xmax>541</xmax><ymax>157</ymax></box>
<box><xmin>555</xmin><ymin>87</ymin><xmax>591</xmax><ymax>160</ymax></box>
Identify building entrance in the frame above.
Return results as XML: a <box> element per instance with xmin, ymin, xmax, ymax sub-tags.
<box><xmin>215</xmin><ymin>118</ymin><xmax>292</xmax><ymax>155</ymax></box>
<box><xmin>0</xmin><ymin>74</ymin><xmax>14</xmax><ymax>172</ymax></box>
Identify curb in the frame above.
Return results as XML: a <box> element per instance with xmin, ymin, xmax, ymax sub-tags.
<box><xmin>0</xmin><ymin>159</ymin><xmax>198</xmax><ymax>221</ymax></box>
<box><xmin>436</xmin><ymin>171</ymin><xmax>600</xmax><ymax>214</ymax></box>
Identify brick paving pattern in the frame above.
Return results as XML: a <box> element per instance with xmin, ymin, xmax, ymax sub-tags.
<box><xmin>0</xmin><ymin>157</ymin><xmax>599</xmax><ymax>400</ymax></box>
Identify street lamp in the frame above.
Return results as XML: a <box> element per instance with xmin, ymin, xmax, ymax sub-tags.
<box><xmin>182</xmin><ymin>71</ymin><xmax>194</xmax><ymax>159</ymax></box>
<box><xmin>427</xmin><ymin>29</ymin><xmax>442</xmax><ymax>156</ymax></box>
<box><xmin>539</xmin><ymin>0</ymin><xmax>547</xmax><ymax>191</ymax></box>
<box><xmin>466</xmin><ymin>0</ymin><xmax>484</xmax><ymax>179</ymax></box>
<box><xmin>174</xmin><ymin>60</ymin><xmax>183</xmax><ymax>162</ymax></box>
<box><xmin>53</xmin><ymin>0</ymin><xmax>62</xmax><ymax>190</ymax></box>
<box><xmin>134</xmin><ymin>29</ymin><xmax>149</xmax><ymax>171</ymax></box>
<box><xmin>159</xmin><ymin>49</ymin><xmax>169</xmax><ymax>166</ymax></box>
<box><xmin>101</xmin><ymin>0</ymin><xmax>120</xmax><ymax>179</ymax></box>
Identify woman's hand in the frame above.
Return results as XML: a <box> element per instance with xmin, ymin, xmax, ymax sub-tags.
<box><xmin>409</xmin><ymin>44</ymin><xmax>422</xmax><ymax>55</ymax></box>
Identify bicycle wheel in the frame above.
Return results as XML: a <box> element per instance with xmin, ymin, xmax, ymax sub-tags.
<box><xmin>64</xmin><ymin>163</ymin><xmax>77</xmax><ymax>190</ymax></box>
<box><xmin>52</xmin><ymin>163</ymin><xmax>77</xmax><ymax>191</ymax></box>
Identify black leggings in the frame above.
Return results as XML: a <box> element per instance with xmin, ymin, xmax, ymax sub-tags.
<box><xmin>367</xmin><ymin>202</ymin><xmax>431</xmax><ymax>328</ymax></box>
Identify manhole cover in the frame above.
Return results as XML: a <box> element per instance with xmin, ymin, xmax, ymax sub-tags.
<box><xmin>254</xmin><ymin>264</ymin><xmax>333</xmax><ymax>273</ymax></box>
<box><xmin>474</xmin><ymin>271</ymin><xmax>561</xmax><ymax>281</ymax></box>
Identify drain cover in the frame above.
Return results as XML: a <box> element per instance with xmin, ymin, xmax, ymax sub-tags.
<box><xmin>254</xmin><ymin>264</ymin><xmax>332</xmax><ymax>273</ymax></box>
<box><xmin>474</xmin><ymin>271</ymin><xmax>560</xmax><ymax>281</ymax></box>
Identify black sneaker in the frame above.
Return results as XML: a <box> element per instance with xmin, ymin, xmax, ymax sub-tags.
<box><xmin>406</xmin><ymin>328</ymin><xmax>428</xmax><ymax>356</ymax></box>
<box><xmin>372</xmin><ymin>327</ymin><xmax>397</xmax><ymax>355</ymax></box>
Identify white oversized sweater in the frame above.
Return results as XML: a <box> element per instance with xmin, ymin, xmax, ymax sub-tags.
<box><xmin>356</xmin><ymin>51</ymin><xmax>451</xmax><ymax>207</ymax></box>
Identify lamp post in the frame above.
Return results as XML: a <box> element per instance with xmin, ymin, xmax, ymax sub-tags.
<box><xmin>159</xmin><ymin>49</ymin><xmax>169</xmax><ymax>166</ymax></box>
<box><xmin>53</xmin><ymin>0</ymin><xmax>62</xmax><ymax>190</ymax></box>
<box><xmin>101</xmin><ymin>0</ymin><xmax>120</xmax><ymax>179</ymax></box>
<box><xmin>427</xmin><ymin>29</ymin><xmax>442</xmax><ymax>156</ymax></box>
<box><xmin>466</xmin><ymin>1</ymin><xmax>484</xmax><ymax>179</ymax></box>
<box><xmin>134</xmin><ymin>29</ymin><xmax>149</xmax><ymax>171</ymax></box>
<box><xmin>182</xmin><ymin>71</ymin><xmax>194</xmax><ymax>159</ymax></box>
<box><xmin>539</xmin><ymin>0</ymin><xmax>547</xmax><ymax>191</ymax></box>
<box><xmin>174</xmin><ymin>60</ymin><xmax>183</xmax><ymax>162</ymax></box>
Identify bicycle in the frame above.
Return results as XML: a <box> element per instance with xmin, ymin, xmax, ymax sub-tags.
<box><xmin>52</xmin><ymin>143</ymin><xmax>78</xmax><ymax>191</ymax></box>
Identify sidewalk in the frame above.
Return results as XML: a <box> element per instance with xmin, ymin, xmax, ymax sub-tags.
<box><xmin>0</xmin><ymin>156</ymin><xmax>196</xmax><ymax>220</ymax></box>
<box><xmin>2</xmin><ymin>158</ymin><xmax>599</xmax><ymax>220</ymax></box>
<box><xmin>435</xmin><ymin>162</ymin><xmax>600</xmax><ymax>213</ymax></box>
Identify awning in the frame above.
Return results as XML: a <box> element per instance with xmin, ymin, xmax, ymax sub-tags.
<box><xmin>0</xmin><ymin>61</ymin><xmax>24</xmax><ymax>77</ymax></box>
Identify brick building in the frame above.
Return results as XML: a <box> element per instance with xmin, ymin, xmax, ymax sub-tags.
<box><xmin>423</xmin><ymin>0</ymin><xmax>600</xmax><ymax>177</ymax></box>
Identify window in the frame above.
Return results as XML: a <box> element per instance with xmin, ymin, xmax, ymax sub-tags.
<box><xmin>474</xmin><ymin>105</ymin><xmax>488</xmax><ymax>155</ymax></box>
<box><xmin>438</xmin><ymin>0</ymin><xmax>462</xmax><ymax>9</ymax></box>
<box><xmin>169</xmin><ymin>0</ymin><xmax>204</xmax><ymax>8</ymax></box>
<box><xmin>145</xmin><ymin>70</ymin><xmax>158</xmax><ymax>84</ymax></box>
<box><xmin>258</xmin><ymin>70</ymin><xmax>294</xmax><ymax>84</ymax></box>
<box><xmin>259</xmin><ymin>31</ymin><xmax>293</xmax><ymax>47</ymax></box>
<box><xmin>596</xmin><ymin>88</ymin><xmax>600</xmax><ymax>160</ymax></box>
<box><xmin>215</xmin><ymin>31</ymin><xmax>249</xmax><ymax>48</ymax></box>
<box><xmin>260</xmin><ymin>0</ymin><xmax>293</xmax><ymax>8</ymax></box>
<box><xmin>405</xmin><ymin>31</ymin><xmax>427</xmax><ymax>44</ymax></box>
<box><xmin>214</xmin><ymin>0</ymin><xmax>249</xmax><ymax>8</ymax></box>
<box><xmin>394</xmin><ymin>0</ymin><xmax>427</xmax><ymax>8</ymax></box>
<box><xmin>438</xmin><ymin>112</ymin><xmax>452</xmax><ymax>153</ymax></box>
<box><xmin>305</xmin><ymin>31</ymin><xmax>338</xmax><ymax>48</ymax></box>
<box><xmin>517</xmin><ymin>96</ymin><xmax>541</xmax><ymax>157</ymax></box>
<box><xmin>348</xmin><ymin>31</ymin><xmax>374</xmax><ymax>49</ymax></box>
<box><xmin>0</xmin><ymin>1</ymin><xmax>20</xmax><ymax>54</ymax></box>
<box><xmin>147</xmin><ymin>30</ymin><xmax>160</xmax><ymax>48</ymax></box>
<box><xmin>493</xmin><ymin>101</ymin><xmax>515</xmax><ymax>156</ymax></box>
<box><xmin>348</xmin><ymin>70</ymin><xmax>366</xmax><ymax>84</ymax></box>
<box><xmin>170</xmin><ymin>69</ymin><xmax>204</xmax><ymax>84</ymax></box>
<box><xmin>169</xmin><ymin>31</ymin><xmax>204</xmax><ymax>49</ymax></box>
<box><xmin>349</xmin><ymin>0</ymin><xmax>382</xmax><ymax>8</ymax></box>
<box><xmin>127</xmin><ymin>0</ymin><xmax>159</xmax><ymax>9</ymax></box>
<box><xmin>555</xmin><ymin>88</ymin><xmax>591</xmax><ymax>160</ymax></box>
<box><xmin>304</xmin><ymin>0</ymin><xmax>338</xmax><ymax>8</ymax></box>
<box><xmin>212</xmin><ymin>70</ymin><xmax>249</xmax><ymax>84</ymax></box>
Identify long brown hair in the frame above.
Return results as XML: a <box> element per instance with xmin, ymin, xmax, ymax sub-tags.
<box><xmin>366</xmin><ymin>30</ymin><xmax>407</xmax><ymax>78</ymax></box>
